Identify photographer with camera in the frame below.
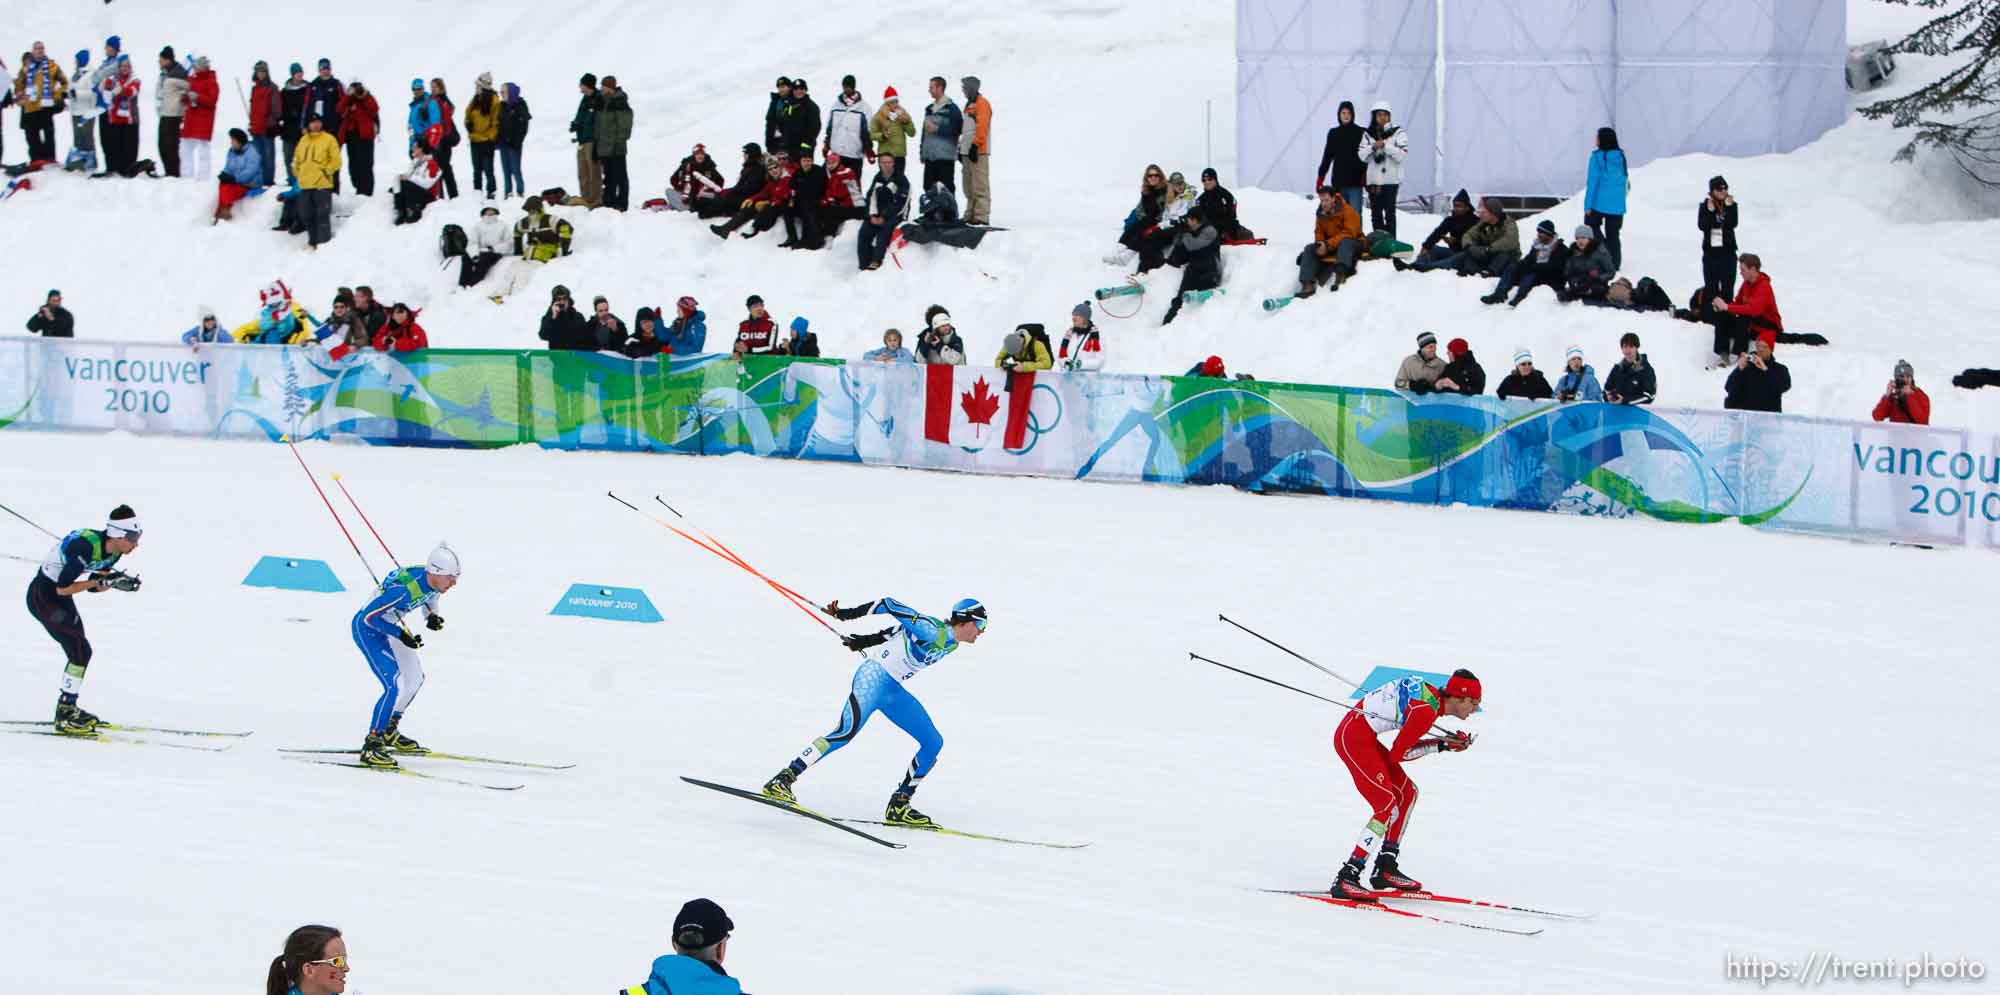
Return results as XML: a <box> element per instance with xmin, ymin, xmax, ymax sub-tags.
<box><xmin>1872</xmin><ymin>359</ymin><xmax>1930</xmax><ymax>424</ymax></box>
<box><xmin>26</xmin><ymin>289</ymin><xmax>74</xmax><ymax>337</ymax></box>
<box><xmin>1723</xmin><ymin>331</ymin><xmax>1791</xmax><ymax>413</ymax></box>
<box><xmin>1355</xmin><ymin>100</ymin><xmax>1408</xmax><ymax>238</ymax></box>
<box><xmin>29</xmin><ymin>506</ymin><xmax>143</xmax><ymax>735</ymax></box>
<box><xmin>537</xmin><ymin>285</ymin><xmax>590</xmax><ymax>350</ymax></box>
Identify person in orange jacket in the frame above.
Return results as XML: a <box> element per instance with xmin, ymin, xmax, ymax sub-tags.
<box><xmin>1294</xmin><ymin>187</ymin><xmax>1364</xmax><ymax>297</ymax></box>
<box><xmin>1872</xmin><ymin>360</ymin><xmax>1931</xmax><ymax>424</ymax></box>
<box><xmin>371</xmin><ymin>303</ymin><xmax>428</xmax><ymax>353</ymax></box>
<box><xmin>958</xmin><ymin>76</ymin><xmax>993</xmax><ymax>224</ymax></box>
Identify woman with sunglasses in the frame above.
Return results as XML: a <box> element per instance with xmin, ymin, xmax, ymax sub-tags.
<box><xmin>1115</xmin><ymin>164</ymin><xmax>1174</xmax><ymax>271</ymax></box>
<box><xmin>762</xmin><ymin>596</ymin><xmax>990</xmax><ymax>827</ymax></box>
<box><xmin>266</xmin><ymin>924</ymin><xmax>347</xmax><ymax>995</ymax></box>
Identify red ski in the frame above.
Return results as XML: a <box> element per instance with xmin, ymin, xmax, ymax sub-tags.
<box><xmin>1269</xmin><ymin>890</ymin><xmax>1543</xmax><ymax>935</ymax></box>
<box><xmin>1376</xmin><ymin>889</ymin><xmax>1592</xmax><ymax>921</ymax></box>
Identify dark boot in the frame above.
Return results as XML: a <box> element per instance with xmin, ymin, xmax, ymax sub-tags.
<box><xmin>1331</xmin><ymin>861</ymin><xmax>1377</xmax><ymax>903</ymax></box>
<box><xmin>1370</xmin><ymin>850</ymin><xmax>1423</xmax><ymax>892</ymax></box>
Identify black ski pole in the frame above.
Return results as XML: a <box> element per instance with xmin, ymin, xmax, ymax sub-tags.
<box><xmin>1218</xmin><ymin>613</ymin><xmax>1361</xmax><ymax>687</ymax></box>
<box><xmin>0</xmin><ymin>501</ymin><xmax>61</xmax><ymax>540</ymax></box>
<box><xmin>653</xmin><ymin>494</ymin><xmax>683</xmax><ymax>518</ymax></box>
<box><xmin>1189</xmin><ymin>653</ymin><xmax>1350</xmax><ymax>706</ymax></box>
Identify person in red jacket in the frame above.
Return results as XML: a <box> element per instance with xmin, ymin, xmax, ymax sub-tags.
<box><xmin>247</xmin><ymin>60</ymin><xmax>281</xmax><ymax>185</ymax></box>
<box><xmin>731</xmin><ymin>295</ymin><xmax>780</xmax><ymax>357</ymax></box>
<box><xmin>818</xmin><ymin>156</ymin><xmax>864</xmax><ymax>240</ymax></box>
<box><xmin>180</xmin><ymin>57</ymin><xmax>222</xmax><ymax>181</ymax></box>
<box><xmin>1873</xmin><ymin>360</ymin><xmax>1931</xmax><ymax>424</ymax></box>
<box><xmin>710</xmin><ymin>158</ymin><xmax>793</xmax><ymax>239</ymax></box>
<box><xmin>335</xmin><ymin>81</ymin><xmax>381</xmax><ymax>196</ymax></box>
<box><xmin>1330</xmin><ymin>670</ymin><xmax>1481</xmax><ymax>903</ymax></box>
<box><xmin>1708</xmin><ymin>252</ymin><xmax>1781</xmax><ymax>368</ymax></box>
<box><xmin>97</xmin><ymin>56</ymin><xmax>144</xmax><ymax>176</ymax></box>
<box><xmin>371</xmin><ymin>304</ymin><xmax>428</xmax><ymax>353</ymax></box>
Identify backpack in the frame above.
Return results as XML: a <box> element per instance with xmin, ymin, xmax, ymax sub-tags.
<box><xmin>1016</xmin><ymin>323</ymin><xmax>1053</xmax><ymax>362</ymax></box>
<box><xmin>918</xmin><ymin>183</ymin><xmax>958</xmax><ymax>224</ymax></box>
<box><xmin>439</xmin><ymin>223</ymin><xmax>468</xmax><ymax>260</ymax></box>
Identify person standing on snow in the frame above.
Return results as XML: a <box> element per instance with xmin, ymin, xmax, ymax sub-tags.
<box><xmin>958</xmin><ymin>75</ymin><xmax>992</xmax><ymax>224</ymax></box>
<box><xmin>246</xmin><ymin>60</ymin><xmax>281</xmax><ymax>186</ymax></box>
<box><xmin>870</xmin><ymin>87</ymin><xmax>914</xmax><ymax>179</ymax></box>
<box><xmin>335</xmin><ymin>80</ymin><xmax>380</xmax><ymax>196</ymax></box>
<box><xmin>1356</xmin><ymin>99</ymin><xmax>1407</xmax><ymax>238</ymax></box>
<box><xmin>762</xmin><ymin>597</ymin><xmax>990</xmax><ymax>828</ymax></box>
<box><xmin>570</xmin><ymin>73</ymin><xmax>602</xmax><ymax>207</ymax></box>
<box><xmin>279</xmin><ymin>63</ymin><xmax>311</xmax><ymax>183</ymax></box>
<box><xmin>178</xmin><ymin>55</ymin><xmax>220</xmax><ymax>181</ymax></box>
<box><xmin>464</xmin><ymin>72</ymin><xmax>502</xmax><ymax>200</ymax></box>
<box><xmin>498</xmin><ymin>82</ymin><xmax>531</xmax><ymax>199</ymax></box>
<box><xmin>29</xmin><ymin>506</ymin><xmax>143</xmax><ymax>734</ymax></box>
<box><xmin>919</xmin><ymin>75</ymin><xmax>962</xmax><ymax>199</ymax></box>
<box><xmin>1330</xmin><ymin>670</ymin><xmax>1481</xmax><ymax>902</ymax></box>
<box><xmin>13</xmin><ymin>41</ymin><xmax>69</xmax><ymax>164</ymax></box>
<box><xmin>155</xmin><ymin>46</ymin><xmax>190</xmax><ymax>177</ymax></box>
<box><xmin>1316</xmin><ymin>100</ymin><xmax>1368</xmax><ymax>219</ymax></box>
<box><xmin>823</xmin><ymin>74</ymin><xmax>873</xmax><ymax>175</ymax></box>
<box><xmin>351</xmin><ymin>543</ymin><xmax>461</xmax><ymax>768</ymax></box>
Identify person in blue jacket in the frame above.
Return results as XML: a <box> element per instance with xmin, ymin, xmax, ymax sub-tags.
<box><xmin>181</xmin><ymin>305</ymin><xmax>230</xmax><ymax>345</ymax></box>
<box><xmin>624</xmin><ymin>899</ymin><xmax>742</xmax><ymax>995</ymax></box>
<box><xmin>1584</xmin><ymin>126</ymin><xmax>1627</xmax><ymax>271</ymax></box>
<box><xmin>1553</xmin><ymin>345</ymin><xmax>1604</xmax><ymax>403</ymax></box>
<box><xmin>763</xmin><ymin>595</ymin><xmax>989</xmax><ymax>826</ymax></box>
<box><xmin>351</xmin><ymin>542</ymin><xmax>461</xmax><ymax>767</ymax></box>
<box><xmin>406</xmin><ymin>78</ymin><xmax>439</xmax><ymax>155</ymax></box>
<box><xmin>664</xmin><ymin>296</ymin><xmax>707</xmax><ymax>355</ymax></box>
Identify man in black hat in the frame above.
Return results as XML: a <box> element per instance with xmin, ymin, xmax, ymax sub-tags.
<box><xmin>765</xmin><ymin>76</ymin><xmax>793</xmax><ymax>154</ymax></box>
<box><xmin>783</xmin><ymin>77</ymin><xmax>821</xmax><ymax>158</ymax></box>
<box><xmin>1698</xmin><ymin>174</ymin><xmax>1738</xmax><ymax>309</ymax></box>
<box><xmin>570</xmin><ymin>73</ymin><xmax>602</xmax><ymax>207</ymax></box>
<box><xmin>623</xmin><ymin>898</ymin><xmax>743</xmax><ymax>995</ymax></box>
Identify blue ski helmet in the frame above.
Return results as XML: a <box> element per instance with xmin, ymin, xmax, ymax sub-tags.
<box><xmin>948</xmin><ymin>598</ymin><xmax>987</xmax><ymax>632</ymax></box>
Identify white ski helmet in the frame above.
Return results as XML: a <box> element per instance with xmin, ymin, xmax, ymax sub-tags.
<box><xmin>425</xmin><ymin>542</ymin><xmax>461</xmax><ymax>577</ymax></box>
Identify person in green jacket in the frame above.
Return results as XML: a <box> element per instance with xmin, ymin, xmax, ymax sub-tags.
<box><xmin>595</xmin><ymin>75</ymin><xmax>634</xmax><ymax>211</ymax></box>
<box><xmin>870</xmin><ymin>86</ymin><xmax>914</xmax><ymax>179</ymax></box>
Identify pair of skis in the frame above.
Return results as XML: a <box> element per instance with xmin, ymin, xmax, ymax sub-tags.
<box><xmin>682</xmin><ymin>777</ymin><xmax>1087</xmax><ymax>850</ymax></box>
<box><xmin>1092</xmin><ymin>283</ymin><xmax>1224</xmax><ymax>307</ymax></box>
<box><xmin>1</xmin><ymin>718</ymin><xmax>251</xmax><ymax>752</ymax></box>
<box><xmin>1262</xmin><ymin>887</ymin><xmax>1592</xmax><ymax>936</ymax></box>
<box><xmin>278</xmin><ymin>747</ymin><xmax>575</xmax><ymax>792</ymax></box>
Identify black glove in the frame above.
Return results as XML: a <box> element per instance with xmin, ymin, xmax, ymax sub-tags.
<box><xmin>93</xmin><ymin>570</ymin><xmax>141</xmax><ymax>593</ymax></box>
<box><xmin>426</xmin><ymin>613</ymin><xmax>445</xmax><ymax>631</ymax></box>
<box><xmin>398</xmin><ymin>627</ymin><xmax>424</xmax><ymax>649</ymax></box>
<box><xmin>840</xmin><ymin>626</ymin><xmax>896</xmax><ymax>652</ymax></box>
<box><xmin>966</xmin><ymin>147</ymin><xmax>979</xmax><ymax>164</ymax></box>
<box><xmin>1438</xmin><ymin>730</ymin><xmax>1474</xmax><ymax>752</ymax></box>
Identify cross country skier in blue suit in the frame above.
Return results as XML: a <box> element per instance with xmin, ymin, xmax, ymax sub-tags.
<box><xmin>28</xmin><ymin>505</ymin><xmax>143</xmax><ymax>733</ymax></box>
<box><xmin>763</xmin><ymin>595</ymin><xmax>989</xmax><ymax>826</ymax></box>
<box><xmin>351</xmin><ymin>542</ymin><xmax>460</xmax><ymax>768</ymax></box>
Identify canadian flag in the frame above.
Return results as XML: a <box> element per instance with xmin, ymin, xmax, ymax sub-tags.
<box><xmin>923</xmin><ymin>365</ymin><xmax>1035</xmax><ymax>450</ymax></box>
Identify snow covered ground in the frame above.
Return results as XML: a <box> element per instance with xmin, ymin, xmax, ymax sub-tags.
<box><xmin>2</xmin><ymin>431</ymin><xmax>1997</xmax><ymax>993</ymax></box>
<box><xmin>6</xmin><ymin>1</ymin><xmax>2000</xmax><ymax>431</ymax></box>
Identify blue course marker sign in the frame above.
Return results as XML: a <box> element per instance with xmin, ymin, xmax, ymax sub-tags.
<box><xmin>550</xmin><ymin>583</ymin><xmax>663</xmax><ymax>623</ymax></box>
<box><xmin>242</xmin><ymin>556</ymin><xmax>346</xmax><ymax>593</ymax></box>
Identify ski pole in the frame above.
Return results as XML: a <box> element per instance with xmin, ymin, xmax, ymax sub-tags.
<box><xmin>655</xmin><ymin>496</ymin><xmax>818</xmax><ymax>609</ymax></box>
<box><xmin>1218</xmin><ymin>613</ymin><xmax>1361</xmax><ymax>687</ymax></box>
<box><xmin>606</xmin><ymin>492</ymin><xmax>838</xmax><ymax>635</ymax></box>
<box><xmin>2</xmin><ymin>551</ymin><xmax>42</xmax><ymax>564</ymax></box>
<box><xmin>331</xmin><ymin>473</ymin><xmax>399</xmax><ymax>564</ymax></box>
<box><xmin>284</xmin><ymin>436</ymin><xmax>377</xmax><ymax>579</ymax></box>
<box><xmin>1191</xmin><ymin>652</ymin><xmax>1351</xmax><ymax>706</ymax></box>
<box><xmin>0</xmin><ymin>500</ymin><xmax>61</xmax><ymax>540</ymax></box>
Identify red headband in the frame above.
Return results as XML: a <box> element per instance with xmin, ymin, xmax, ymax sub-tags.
<box><xmin>1442</xmin><ymin>674</ymin><xmax>1482</xmax><ymax>701</ymax></box>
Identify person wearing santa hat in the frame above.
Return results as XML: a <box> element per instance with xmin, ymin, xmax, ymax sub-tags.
<box><xmin>1330</xmin><ymin>670</ymin><xmax>1482</xmax><ymax>902</ymax></box>
<box><xmin>869</xmin><ymin>85</ymin><xmax>914</xmax><ymax>179</ymax></box>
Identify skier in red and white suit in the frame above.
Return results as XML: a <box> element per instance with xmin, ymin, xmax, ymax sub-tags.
<box><xmin>1331</xmin><ymin>668</ymin><xmax>1482</xmax><ymax>902</ymax></box>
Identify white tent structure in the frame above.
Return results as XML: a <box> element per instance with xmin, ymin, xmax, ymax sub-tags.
<box><xmin>1237</xmin><ymin>0</ymin><xmax>1849</xmax><ymax>202</ymax></box>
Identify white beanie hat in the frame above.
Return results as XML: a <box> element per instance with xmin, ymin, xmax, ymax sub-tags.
<box><xmin>426</xmin><ymin>542</ymin><xmax>461</xmax><ymax>577</ymax></box>
<box><xmin>1513</xmin><ymin>348</ymin><xmax>1533</xmax><ymax>366</ymax></box>
<box><xmin>1565</xmin><ymin>345</ymin><xmax>1584</xmax><ymax>363</ymax></box>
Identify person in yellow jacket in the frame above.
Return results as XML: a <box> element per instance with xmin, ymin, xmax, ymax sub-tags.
<box><xmin>869</xmin><ymin>86</ymin><xmax>914</xmax><ymax>179</ymax></box>
<box><xmin>292</xmin><ymin>117</ymin><xmax>342</xmax><ymax>248</ymax></box>
<box><xmin>13</xmin><ymin>41</ymin><xmax>71</xmax><ymax>163</ymax></box>
<box><xmin>464</xmin><ymin>73</ymin><xmax>502</xmax><ymax>199</ymax></box>
<box><xmin>995</xmin><ymin>325</ymin><xmax>1052</xmax><ymax>372</ymax></box>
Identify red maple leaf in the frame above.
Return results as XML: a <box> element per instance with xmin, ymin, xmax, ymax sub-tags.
<box><xmin>960</xmin><ymin>376</ymin><xmax>1001</xmax><ymax>435</ymax></box>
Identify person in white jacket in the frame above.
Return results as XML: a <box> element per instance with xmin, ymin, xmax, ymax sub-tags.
<box><xmin>823</xmin><ymin>75</ymin><xmax>874</xmax><ymax>174</ymax></box>
<box><xmin>1356</xmin><ymin>100</ymin><xmax>1408</xmax><ymax>239</ymax></box>
<box><xmin>459</xmin><ymin>204</ymin><xmax>511</xmax><ymax>288</ymax></box>
<box><xmin>392</xmin><ymin>143</ymin><xmax>443</xmax><ymax>224</ymax></box>
<box><xmin>1058</xmin><ymin>301</ymin><xmax>1104</xmax><ymax>372</ymax></box>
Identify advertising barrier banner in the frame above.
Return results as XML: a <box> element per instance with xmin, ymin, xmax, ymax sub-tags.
<box><xmin>4</xmin><ymin>337</ymin><xmax>1993</xmax><ymax>550</ymax></box>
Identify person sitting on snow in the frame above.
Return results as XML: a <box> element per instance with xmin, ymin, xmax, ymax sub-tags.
<box><xmin>213</xmin><ymin>128</ymin><xmax>264</xmax><ymax>222</ymax></box>
<box><xmin>1163</xmin><ymin>209</ymin><xmax>1222</xmax><ymax>325</ymax></box>
<box><xmin>371</xmin><ymin>303</ymin><xmax>428</xmax><ymax>353</ymax></box>
<box><xmin>392</xmin><ymin>135</ymin><xmax>444</xmax><ymax>225</ymax></box>
<box><xmin>459</xmin><ymin>204</ymin><xmax>509</xmax><ymax>287</ymax></box>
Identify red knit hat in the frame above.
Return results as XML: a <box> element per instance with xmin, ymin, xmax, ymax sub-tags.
<box><xmin>1757</xmin><ymin>329</ymin><xmax>1777</xmax><ymax>348</ymax></box>
<box><xmin>882</xmin><ymin>85</ymin><xmax>899</xmax><ymax>101</ymax></box>
<box><xmin>1447</xmin><ymin>337</ymin><xmax>1469</xmax><ymax>358</ymax></box>
<box><xmin>1201</xmin><ymin>355</ymin><xmax>1226</xmax><ymax>377</ymax></box>
<box><xmin>1441</xmin><ymin>671</ymin><xmax>1482</xmax><ymax>701</ymax></box>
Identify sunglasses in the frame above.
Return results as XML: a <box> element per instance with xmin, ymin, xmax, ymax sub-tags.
<box><xmin>1145</xmin><ymin>172</ymin><xmax>1163</xmax><ymax>179</ymax></box>
<box><xmin>305</xmin><ymin>955</ymin><xmax>347</xmax><ymax>969</ymax></box>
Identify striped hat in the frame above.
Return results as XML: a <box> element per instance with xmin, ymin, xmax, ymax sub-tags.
<box><xmin>1513</xmin><ymin>348</ymin><xmax>1533</xmax><ymax>366</ymax></box>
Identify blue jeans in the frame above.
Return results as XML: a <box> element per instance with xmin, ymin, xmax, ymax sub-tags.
<box><xmin>1491</xmin><ymin>261</ymin><xmax>1539</xmax><ymax>299</ymax></box>
<box><xmin>1340</xmin><ymin>185</ymin><xmax>1365</xmax><ymax>221</ymax></box>
<box><xmin>500</xmin><ymin>144</ymin><xmax>524</xmax><ymax>197</ymax></box>
<box><xmin>470</xmin><ymin>141</ymin><xmax>496</xmax><ymax>194</ymax></box>
<box><xmin>252</xmin><ymin>134</ymin><xmax>276</xmax><ymax>187</ymax></box>
<box><xmin>1410</xmin><ymin>246</ymin><xmax>1459</xmax><ymax>272</ymax></box>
